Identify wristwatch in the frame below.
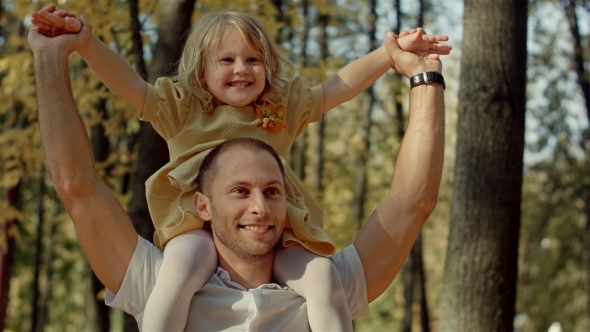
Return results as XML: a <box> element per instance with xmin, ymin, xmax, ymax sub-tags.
<box><xmin>410</xmin><ymin>71</ymin><xmax>445</xmax><ymax>90</ymax></box>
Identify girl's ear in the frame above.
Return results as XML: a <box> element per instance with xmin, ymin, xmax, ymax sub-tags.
<box><xmin>194</xmin><ymin>192</ymin><xmax>212</xmax><ymax>221</ymax></box>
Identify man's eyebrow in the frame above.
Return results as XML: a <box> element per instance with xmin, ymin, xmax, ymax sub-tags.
<box><xmin>225</xmin><ymin>179</ymin><xmax>285</xmax><ymax>188</ymax></box>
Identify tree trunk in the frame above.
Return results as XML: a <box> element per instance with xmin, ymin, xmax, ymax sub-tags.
<box><xmin>124</xmin><ymin>0</ymin><xmax>196</xmax><ymax>330</ymax></box>
<box><xmin>352</xmin><ymin>0</ymin><xmax>377</xmax><ymax>229</ymax></box>
<box><xmin>439</xmin><ymin>1</ymin><xmax>528</xmax><ymax>331</ymax></box>
<box><xmin>562</xmin><ymin>0</ymin><xmax>590</xmax><ymax>322</ymax></box>
<box><xmin>413</xmin><ymin>234</ymin><xmax>430</xmax><ymax>332</ymax></box>
<box><xmin>289</xmin><ymin>0</ymin><xmax>307</xmax><ymax>181</ymax></box>
<box><xmin>310</xmin><ymin>12</ymin><xmax>329</xmax><ymax>193</ymax></box>
<box><xmin>0</xmin><ymin>182</ymin><xmax>20</xmax><ymax>330</ymax></box>
<box><xmin>89</xmin><ymin>98</ymin><xmax>111</xmax><ymax>332</ymax></box>
<box><xmin>31</xmin><ymin>169</ymin><xmax>46</xmax><ymax>332</ymax></box>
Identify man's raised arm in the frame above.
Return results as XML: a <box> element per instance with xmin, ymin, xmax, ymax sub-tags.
<box><xmin>354</xmin><ymin>32</ymin><xmax>445</xmax><ymax>302</ymax></box>
<box><xmin>29</xmin><ymin>17</ymin><xmax>138</xmax><ymax>293</ymax></box>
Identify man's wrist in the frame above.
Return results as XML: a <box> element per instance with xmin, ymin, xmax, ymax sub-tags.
<box><xmin>410</xmin><ymin>71</ymin><xmax>445</xmax><ymax>90</ymax></box>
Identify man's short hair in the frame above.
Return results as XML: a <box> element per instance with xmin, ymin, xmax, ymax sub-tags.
<box><xmin>196</xmin><ymin>138</ymin><xmax>285</xmax><ymax>194</ymax></box>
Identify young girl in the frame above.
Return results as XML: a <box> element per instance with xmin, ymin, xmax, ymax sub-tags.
<box><xmin>33</xmin><ymin>6</ymin><xmax>450</xmax><ymax>331</ymax></box>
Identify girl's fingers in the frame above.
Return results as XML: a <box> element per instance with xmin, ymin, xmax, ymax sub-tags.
<box><xmin>37</xmin><ymin>9</ymin><xmax>63</xmax><ymax>24</ymax></box>
<box><xmin>31</xmin><ymin>19</ymin><xmax>52</xmax><ymax>32</ymax></box>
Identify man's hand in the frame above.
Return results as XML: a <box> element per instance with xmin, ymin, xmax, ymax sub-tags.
<box><xmin>28</xmin><ymin>13</ymin><xmax>91</xmax><ymax>56</ymax></box>
<box><xmin>385</xmin><ymin>31</ymin><xmax>444</xmax><ymax>78</ymax></box>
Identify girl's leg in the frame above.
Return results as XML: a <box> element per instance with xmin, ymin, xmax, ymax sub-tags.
<box><xmin>274</xmin><ymin>244</ymin><xmax>353</xmax><ymax>332</ymax></box>
<box><xmin>142</xmin><ymin>230</ymin><xmax>217</xmax><ymax>332</ymax></box>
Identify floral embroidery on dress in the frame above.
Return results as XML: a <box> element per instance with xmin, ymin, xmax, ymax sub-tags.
<box><xmin>256</xmin><ymin>103</ymin><xmax>286</xmax><ymax>133</ymax></box>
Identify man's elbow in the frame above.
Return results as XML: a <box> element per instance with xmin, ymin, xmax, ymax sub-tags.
<box><xmin>51</xmin><ymin>169</ymin><xmax>97</xmax><ymax>205</ymax></box>
<box><xmin>416</xmin><ymin>196</ymin><xmax>438</xmax><ymax>221</ymax></box>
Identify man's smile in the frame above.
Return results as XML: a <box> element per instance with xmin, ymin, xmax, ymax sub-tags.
<box><xmin>239</xmin><ymin>225</ymin><xmax>273</xmax><ymax>231</ymax></box>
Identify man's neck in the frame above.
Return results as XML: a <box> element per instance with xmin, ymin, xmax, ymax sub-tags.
<box><xmin>216</xmin><ymin>248</ymin><xmax>275</xmax><ymax>289</ymax></box>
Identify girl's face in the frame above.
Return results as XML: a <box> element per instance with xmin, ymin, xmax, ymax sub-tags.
<box><xmin>202</xmin><ymin>27</ymin><xmax>266</xmax><ymax>107</ymax></box>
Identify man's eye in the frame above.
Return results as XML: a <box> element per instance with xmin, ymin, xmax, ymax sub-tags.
<box><xmin>233</xmin><ymin>188</ymin><xmax>247</xmax><ymax>194</ymax></box>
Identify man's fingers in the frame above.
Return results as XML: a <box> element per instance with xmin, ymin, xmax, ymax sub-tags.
<box><xmin>430</xmin><ymin>43</ymin><xmax>452</xmax><ymax>55</ymax></box>
<box><xmin>65</xmin><ymin>17</ymin><xmax>82</xmax><ymax>33</ymax></box>
<box><xmin>79</xmin><ymin>15</ymin><xmax>94</xmax><ymax>35</ymax></box>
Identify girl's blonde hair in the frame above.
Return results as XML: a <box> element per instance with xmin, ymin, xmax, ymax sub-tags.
<box><xmin>174</xmin><ymin>11</ymin><xmax>293</xmax><ymax>112</ymax></box>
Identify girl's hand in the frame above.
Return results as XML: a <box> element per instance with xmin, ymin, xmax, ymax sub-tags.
<box><xmin>385</xmin><ymin>31</ymin><xmax>443</xmax><ymax>78</ymax></box>
<box><xmin>396</xmin><ymin>28</ymin><xmax>452</xmax><ymax>59</ymax></box>
<box><xmin>31</xmin><ymin>5</ymin><xmax>82</xmax><ymax>38</ymax></box>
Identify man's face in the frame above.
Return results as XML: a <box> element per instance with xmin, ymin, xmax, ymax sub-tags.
<box><xmin>204</xmin><ymin>147</ymin><xmax>286</xmax><ymax>262</ymax></box>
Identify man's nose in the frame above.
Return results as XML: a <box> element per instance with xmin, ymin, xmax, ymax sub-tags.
<box><xmin>249</xmin><ymin>191</ymin><xmax>269</xmax><ymax>216</ymax></box>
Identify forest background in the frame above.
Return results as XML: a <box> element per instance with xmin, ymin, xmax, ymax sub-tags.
<box><xmin>0</xmin><ymin>0</ymin><xmax>588</xmax><ymax>331</ymax></box>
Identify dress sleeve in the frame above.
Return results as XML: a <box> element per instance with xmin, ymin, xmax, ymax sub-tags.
<box><xmin>284</xmin><ymin>77</ymin><xmax>324</xmax><ymax>139</ymax></box>
<box><xmin>140</xmin><ymin>77</ymin><xmax>192</xmax><ymax>140</ymax></box>
<box><xmin>330</xmin><ymin>244</ymin><xmax>370</xmax><ymax>319</ymax></box>
<box><xmin>105</xmin><ymin>236</ymin><xmax>163</xmax><ymax>330</ymax></box>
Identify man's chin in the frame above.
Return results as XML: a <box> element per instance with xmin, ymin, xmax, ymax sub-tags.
<box><xmin>234</xmin><ymin>243</ymin><xmax>276</xmax><ymax>262</ymax></box>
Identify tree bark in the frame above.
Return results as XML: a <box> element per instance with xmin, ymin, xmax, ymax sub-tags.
<box><xmin>309</xmin><ymin>12</ymin><xmax>329</xmax><ymax>193</ymax></box>
<box><xmin>439</xmin><ymin>1</ymin><xmax>528</xmax><ymax>331</ymax></box>
<box><xmin>561</xmin><ymin>0</ymin><xmax>590</xmax><ymax>322</ymax></box>
<box><xmin>352</xmin><ymin>0</ymin><xmax>377</xmax><ymax>229</ymax></box>
<box><xmin>31</xmin><ymin>169</ymin><xmax>46</xmax><ymax>332</ymax></box>
<box><xmin>89</xmin><ymin>98</ymin><xmax>111</xmax><ymax>332</ymax></box>
<box><xmin>124</xmin><ymin>0</ymin><xmax>196</xmax><ymax>330</ymax></box>
<box><xmin>0</xmin><ymin>183</ymin><xmax>20</xmax><ymax>331</ymax></box>
<box><xmin>289</xmin><ymin>0</ymin><xmax>307</xmax><ymax>181</ymax></box>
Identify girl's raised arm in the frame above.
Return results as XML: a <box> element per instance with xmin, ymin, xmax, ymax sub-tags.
<box><xmin>32</xmin><ymin>7</ymin><xmax>148</xmax><ymax>113</ymax></box>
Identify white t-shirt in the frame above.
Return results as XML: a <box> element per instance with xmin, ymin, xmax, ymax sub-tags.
<box><xmin>106</xmin><ymin>236</ymin><xmax>369</xmax><ymax>331</ymax></box>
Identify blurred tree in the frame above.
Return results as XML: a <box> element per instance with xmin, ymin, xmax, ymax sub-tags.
<box><xmin>516</xmin><ymin>0</ymin><xmax>589</xmax><ymax>330</ymax></box>
<box><xmin>124</xmin><ymin>2</ymin><xmax>196</xmax><ymax>330</ymax></box>
<box><xmin>439</xmin><ymin>0</ymin><xmax>528</xmax><ymax>331</ymax></box>
<box><xmin>352</xmin><ymin>0</ymin><xmax>377</xmax><ymax>231</ymax></box>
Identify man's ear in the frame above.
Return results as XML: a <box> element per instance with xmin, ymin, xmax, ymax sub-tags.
<box><xmin>194</xmin><ymin>192</ymin><xmax>212</xmax><ymax>221</ymax></box>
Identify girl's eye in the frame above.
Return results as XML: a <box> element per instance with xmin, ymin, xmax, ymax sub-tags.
<box><xmin>266</xmin><ymin>188</ymin><xmax>280</xmax><ymax>195</ymax></box>
<box><xmin>247</xmin><ymin>57</ymin><xmax>261</xmax><ymax>63</ymax></box>
<box><xmin>220</xmin><ymin>58</ymin><xmax>233</xmax><ymax>62</ymax></box>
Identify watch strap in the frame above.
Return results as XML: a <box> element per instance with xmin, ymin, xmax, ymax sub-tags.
<box><xmin>410</xmin><ymin>71</ymin><xmax>445</xmax><ymax>90</ymax></box>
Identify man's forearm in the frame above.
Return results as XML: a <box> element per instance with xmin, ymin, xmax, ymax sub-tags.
<box><xmin>355</xmin><ymin>83</ymin><xmax>444</xmax><ymax>302</ymax></box>
<box><xmin>34</xmin><ymin>48</ymin><xmax>138</xmax><ymax>292</ymax></box>
<box><xmin>36</xmin><ymin>49</ymin><xmax>97</xmax><ymax>194</ymax></box>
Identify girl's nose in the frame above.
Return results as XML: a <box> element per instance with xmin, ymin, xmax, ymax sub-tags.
<box><xmin>234</xmin><ymin>58</ymin><xmax>249</xmax><ymax>75</ymax></box>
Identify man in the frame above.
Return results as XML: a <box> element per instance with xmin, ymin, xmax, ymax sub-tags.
<box><xmin>28</xmin><ymin>15</ymin><xmax>445</xmax><ymax>330</ymax></box>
